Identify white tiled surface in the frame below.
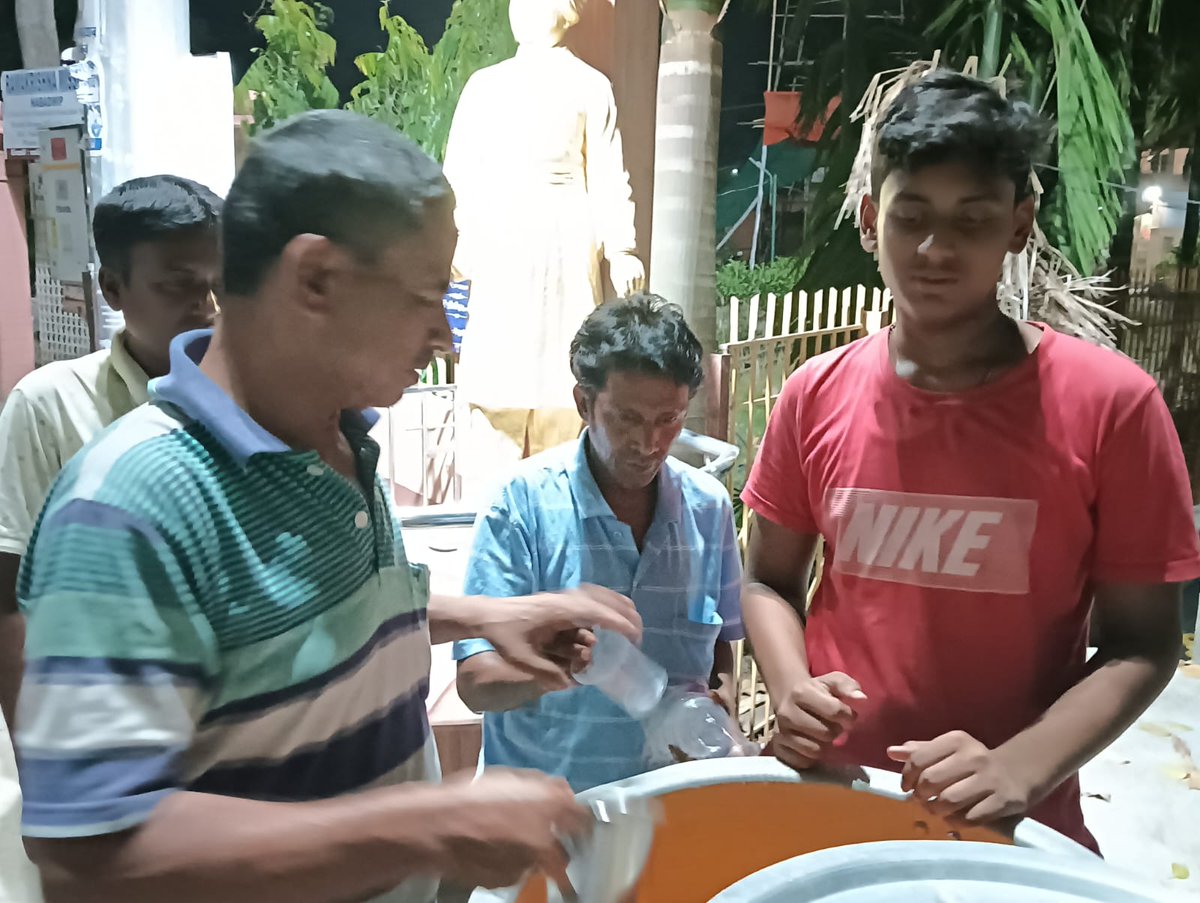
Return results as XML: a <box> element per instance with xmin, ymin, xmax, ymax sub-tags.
<box><xmin>1081</xmin><ymin>663</ymin><xmax>1200</xmax><ymax>898</ymax></box>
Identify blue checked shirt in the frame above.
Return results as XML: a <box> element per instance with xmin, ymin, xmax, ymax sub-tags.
<box><xmin>453</xmin><ymin>434</ymin><xmax>744</xmax><ymax>792</ymax></box>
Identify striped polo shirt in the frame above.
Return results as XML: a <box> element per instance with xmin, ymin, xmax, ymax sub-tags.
<box><xmin>453</xmin><ymin>435</ymin><xmax>744</xmax><ymax>792</ymax></box>
<box><xmin>16</xmin><ymin>331</ymin><xmax>438</xmax><ymax>903</ymax></box>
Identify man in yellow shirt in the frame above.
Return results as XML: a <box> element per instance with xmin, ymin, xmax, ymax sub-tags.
<box><xmin>0</xmin><ymin>174</ymin><xmax>220</xmax><ymax>902</ymax></box>
<box><xmin>0</xmin><ymin>174</ymin><xmax>221</xmax><ymax>724</ymax></box>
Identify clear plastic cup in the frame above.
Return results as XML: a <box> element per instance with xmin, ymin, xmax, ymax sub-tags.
<box><xmin>574</xmin><ymin>629</ymin><xmax>667</xmax><ymax>717</ymax></box>
<box><xmin>558</xmin><ymin>792</ymin><xmax>662</xmax><ymax>903</ymax></box>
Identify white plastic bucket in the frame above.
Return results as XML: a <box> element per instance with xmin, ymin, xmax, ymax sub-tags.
<box><xmin>707</xmin><ymin>840</ymin><xmax>1168</xmax><ymax>903</ymax></box>
<box><xmin>471</xmin><ymin>757</ymin><xmax>1090</xmax><ymax>903</ymax></box>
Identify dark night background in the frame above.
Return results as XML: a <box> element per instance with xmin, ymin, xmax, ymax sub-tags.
<box><xmin>0</xmin><ymin>1</ymin><xmax>770</xmax><ymax>166</ymax></box>
<box><xmin>187</xmin><ymin>0</ymin><xmax>771</xmax><ymax>167</ymax></box>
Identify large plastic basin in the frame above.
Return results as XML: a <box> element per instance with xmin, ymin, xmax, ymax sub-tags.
<box><xmin>480</xmin><ymin>757</ymin><xmax>1088</xmax><ymax>903</ymax></box>
<box><xmin>708</xmin><ymin>840</ymin><xmax>1163</xmax><ymax>902</ymax></box>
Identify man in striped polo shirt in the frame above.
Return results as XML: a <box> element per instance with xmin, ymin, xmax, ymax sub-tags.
<box><xmin>455</xmin><ymin>296</ymin><xmax>745</xmax><ymax>791</ymax></box>
<box><xmin>15</xmin><ymin>110</ymin><xmax>640</xmax><ymax>903</ymax></box>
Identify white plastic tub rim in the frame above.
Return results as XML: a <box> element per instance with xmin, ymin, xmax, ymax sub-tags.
<box><xmin>706</xmin><ymin>840</ymin><xmax>1174</xmax><ymax>903</ymax></box>
<box><xmin>467</xmin><ymin>757</ymin><xmax>1092</xmax><ymax>903</ymax></box>
<box><xmin>576</xmin><ymin>758</ymin><xmax>1090</xmax><ymax>858</ymax></box>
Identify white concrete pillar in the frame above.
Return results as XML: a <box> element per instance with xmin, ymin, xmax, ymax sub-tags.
<box><xmin>89</xmin><ymin>0</ymin><xmax>235</xmax><ymax>344</ymax></box>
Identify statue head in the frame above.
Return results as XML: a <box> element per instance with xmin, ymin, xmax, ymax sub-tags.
<box><xmin>509</xmin><ymin>0</ymin><xmax>581</xmax><ymax>47</ymax></box>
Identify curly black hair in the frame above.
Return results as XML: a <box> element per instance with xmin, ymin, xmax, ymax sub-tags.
<box><xmin>871</xmin><ymin>70</ymin><xmax>1052</xmax><ymax>201</ymax></box>
<box><xmin>570</xmin><ymin>294</ymin><xmax>705</xmax><ymax>396</ymax></box>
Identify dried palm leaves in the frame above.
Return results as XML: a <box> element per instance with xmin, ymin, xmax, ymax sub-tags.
<box><xmin>836</xmin><ymin>54</ymin><xmax>1132</xmax><ymax>350</ymax></box>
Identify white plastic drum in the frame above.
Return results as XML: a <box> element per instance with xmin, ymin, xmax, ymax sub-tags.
<box><xmin>708</xmin><ymin>840</ymin><xmax>1168</xmax><ymax>903</ymax></box>
<box><xmin>471</xmin><ymin>757</ymin><xmax>1091</xmax><ymax>903</ymax></box>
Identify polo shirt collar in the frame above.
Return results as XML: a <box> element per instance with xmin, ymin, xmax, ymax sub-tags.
<box><xmin>150</xmin><ymin>329</ymin><xmax>380</xmax><ymax>465</ymax></box>
<box><xmin>568</xmin><ymin>431</ymin><xmax>682</xmax><ymax>525</ymax></box>
<box><xmin>108</xmin><ymin>330</ymin><xmax>151</xmax><ymax>406</ymax></box>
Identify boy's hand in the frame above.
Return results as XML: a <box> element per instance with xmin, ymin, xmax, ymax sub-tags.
<box><xmin>766</xmin><ymin>671</ymin><xmax>866</xmax><ymax>770</ymax></box>
<box><xmin>888</xmin><ymin>731</ymin><xmax>1035</xmax><ymax>825</ymax></box>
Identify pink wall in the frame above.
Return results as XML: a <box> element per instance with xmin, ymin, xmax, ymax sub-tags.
<box><xmin>0</xmin><ymin>149</ymin><xmax>34</xmax><ymax>399</ymax></box>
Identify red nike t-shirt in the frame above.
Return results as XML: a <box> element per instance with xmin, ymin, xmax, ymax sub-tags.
<box><xmin>741</xmin><ymin>324</ymin><xmax>1200</xmax><ymax>851</ymax></box>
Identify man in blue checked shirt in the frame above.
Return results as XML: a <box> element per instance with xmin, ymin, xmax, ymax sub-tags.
<box><xmin>455</xmin><ymin>294</ymin><xmax>745</xmax><ymax>791</ymax></box>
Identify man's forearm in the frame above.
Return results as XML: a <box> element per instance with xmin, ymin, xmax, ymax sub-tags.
<box><xmin>0</xmin><ymin>555</ymin><xmax>24</xmax><ymax>728</ymax></box>
<box><xmin>997</xmin><ymin>648</ymin><xmax>1177</xmax><ymax>805</ymax></box>
<box><xmin>29</xmin><ymin>785</ymin><xmax>453</xmax><ymax>903</ymax></box>
<box><xmin>742</xmin><ymin>583</ymin><xmax>812</xmax><ymax>699</ymax></box>
<box><xmin>428</xmin><ymin>593</ymin><xmax>489</xmax><ymax>646</ymax></box>
<box><xmin>457</xmin><ymin>652</ymin><xmax>547</xmax><ymax>713</ymax></box>
<box><xmin>0</xmin><ymin>613</ymin><xmax>23</xmax><ymax>728</ymax></box>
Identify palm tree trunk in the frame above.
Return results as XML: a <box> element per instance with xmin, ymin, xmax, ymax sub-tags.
<box><xmin>15</xmin><ymin>0</ymin><xmax>59</xmax><ymax>68</ymax></box>
<box><xmin>649</xmin><ymin>2</ymin><xmax>724</xmax><ymax>356</ymax></box>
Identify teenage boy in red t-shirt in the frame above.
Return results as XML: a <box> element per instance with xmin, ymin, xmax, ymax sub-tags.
<box><xmin>740</xmin><ymin>70</ymin><xmax>1200</xmax><ymax>852</ymax></box>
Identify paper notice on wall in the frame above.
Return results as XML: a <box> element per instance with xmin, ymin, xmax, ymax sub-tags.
<box><xmin>68</xmin><ymin>59</ymin><xmax>105</xmax><ymax>152</ymax></box>
<box><xmin>37</xmin><ymin>127</ymin><xmax>91</xmax><ymax>283</ymax></box>
<box><xmin>1</xmin><ymin>68</ymin><xmax>85</xmax><ymax>154</ymax></box>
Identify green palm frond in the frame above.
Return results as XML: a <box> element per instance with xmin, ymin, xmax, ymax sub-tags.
<box><xmin>1148</xmin><ymin>0</ymin><xmax>1164</xmax><ymax>33</ymax></box>
<box><xmin>925</xmin><ymin>0</ymin><xmax>1136</xmax><ymax>274</ymax></box>
<box><xmin>1024</xmin><ymin>0</ymin><xmax>1133</xmax><ymax>274</ymax></box>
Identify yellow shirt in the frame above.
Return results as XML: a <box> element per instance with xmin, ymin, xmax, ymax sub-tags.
<box><xmin>0</xmin><ymin>331</ymin><xmax>149</xmax><ymax>556</ymax></box>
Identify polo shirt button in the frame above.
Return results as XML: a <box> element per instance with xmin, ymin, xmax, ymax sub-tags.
<box><xmin>354</xmin><ymin>511</ymin><xmax>370</xmax><ymax>529</ymax></box>
<box><xmin>306</xmin><ymin>464</ymin><xmax>324</xmax><ymax>477</ymax></box>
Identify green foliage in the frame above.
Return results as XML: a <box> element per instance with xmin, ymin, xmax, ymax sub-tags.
<box><xmin>347</xmin><ymin>0</ymin><xmax>517</xmax><ymax>161</ymax></box>
<box><xmin>759</xmin><ymin>0</ymin><xmax>1172</xmax><ymax>279</ymax></box>
<box><xmin>791</xmin><ymin>113</ymin><xmax>884</xmax><ymax>294</ymax></box>
<box><xmin>346</xmin><ymin>5</ymin><xmax>435</xmax><ymax>144</ymax></box>
<box><xmin>1022</xmin><ymin>0</ymin><xmax>1135</xmax><ymax>274</ymax></box>
<box><xmin>235</xmin><ymin>0</ymin><xmax>339</xmax><ymax>135</ymax></box>
<box><xmin>910</xmin><ymin>0</ymin><xmax>1136</xmax><ymax>273</ymax></box>
<box><xmin>235</xmin><ymin>0</ymin><xmax>516</xmax><ymax>158</ymax></box>
<box><xmin>716</xmin><ymin>257</ymin><xmax>812</xmax><ymax>344</ymax></box>
<box><xmin>716</xmin><ymin>257</ymin><xmax>805</xmax><ymax>301</ymax></box>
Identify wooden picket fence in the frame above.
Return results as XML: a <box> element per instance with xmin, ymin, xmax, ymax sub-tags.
<box><xmin>722</xmin><ymin>285</ymin><xmax>894</xmax><ymax>345</ymax></box>
<box><xmin>712</xmin><ymin>286</ymin><xmax>894</xmax><ymax>740</ymax></box>
<box><xmin>709</xmin><ymin>286</ymin><xmax>894</xmax><ymax>505</ymax></box>
<box><xmin>1116</xmin><ymin>274</ymin><xmax>1200</xmax><ymax>494</ymax></box>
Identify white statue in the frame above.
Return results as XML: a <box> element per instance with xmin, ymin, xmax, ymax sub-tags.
<box><xmin>443</xmin><ymin>0</ymin><xmax>644</xmax><ymax>459</ymax></box>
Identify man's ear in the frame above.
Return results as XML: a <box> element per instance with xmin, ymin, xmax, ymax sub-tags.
<box><xmin>279</xmin><ymin>234</ymin><xmax>349</xmax><ymax>316</ymax></box>
<box><xmin>1010</xmin><ymin>196</ymin><xmax>1036</xmax><ymax>253</ymax></box>
<box><xmin>573</xmin><ymin>385</ymin><xmax>591</xmax><ymax>423</ymax></box>
<box><xmin>859</xmin><ymin>194</ymin><xmax>880</xmax><ymax>255</ymax></box>
<box><xmin>98</xmin><ymin>266</ymin><xmax>124</xmax><ymax>312</ymax></box>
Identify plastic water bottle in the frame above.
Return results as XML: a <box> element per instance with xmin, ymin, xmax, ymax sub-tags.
<box><xmin>574</xmin><ymin>629</ymin><xmax>667</xmax><ymax>718</ymax></box>
<box><xmin>643</xmin><ymin>687</ymin><xmax>761</xmax><ymax>768</ymax></box>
